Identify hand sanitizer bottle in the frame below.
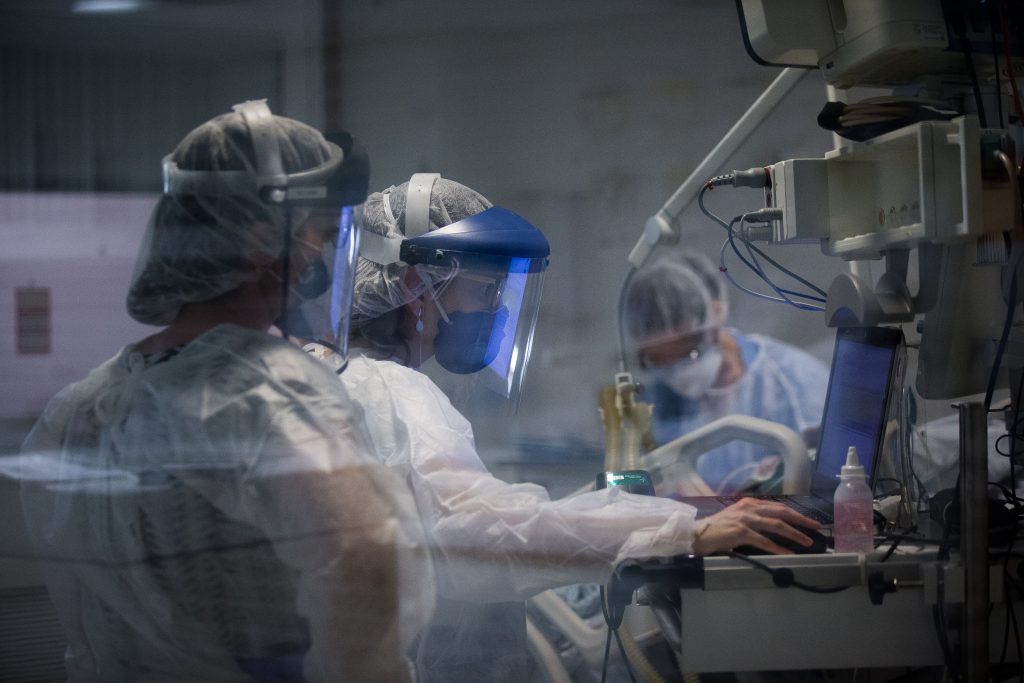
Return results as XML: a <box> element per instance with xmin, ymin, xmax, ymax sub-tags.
<box><xmin>833</xmin><ymin>446</ymin><xmax>874</xmax><ymax>553</ymax></box>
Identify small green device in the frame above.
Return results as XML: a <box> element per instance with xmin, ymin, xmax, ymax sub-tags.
<box><xmin>596</xmin><ymin>470</ymin><xmax>655</xmax><ymax>496</ymax></box>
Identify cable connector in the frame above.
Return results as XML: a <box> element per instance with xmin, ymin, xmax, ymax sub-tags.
<box><xmin>731</xmin><ymin>166</ymin><xmax>772</xmax><ymax>188</ymax></box>
<box><xmin>705</xmin><ymin>174</ymin><xmax>734</xmax><ymax>189</ymax></box>
<box><xmin>743</xmin><ymin>208</ymin><xmax>783</xmax><ymax>222</ymax></box>
<box><xmin>705</xmin><ymin>167</ymin><xmax>771</xmax><ymax>190</ymax></box>
<box><xmin>739</xmin><ymin>224</ymin><xmax>773</xmax><ymax>242</ymax></box>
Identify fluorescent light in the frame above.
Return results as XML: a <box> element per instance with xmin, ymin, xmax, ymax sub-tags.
<box><xmin>72</xmin><ymin>0</ymin><xmax>148</xmax><ymax>13</ymax></box>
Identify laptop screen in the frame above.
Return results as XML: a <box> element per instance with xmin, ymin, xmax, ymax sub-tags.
<box><xmin>811</xmin><ymin>326</ymin><xmax>903</xmax><ymax>496</ymax></box>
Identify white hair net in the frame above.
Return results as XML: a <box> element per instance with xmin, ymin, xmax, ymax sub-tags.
<box><xmin>126</xmin><ymin>110</ymin><xmax>334</xmax><ymax>326</ymax></box>
<box><xmin>674</xmin><ymin>249</ymin><xmax>729</xmax><ymax>308</ymax></box>
<box><xmin>351</xmin><ymin>178</ymin><xmax>491</xmax><ymax>327</ymax></box>
<box><xmin>623</xmin><ymin>252</ymin><xmax>718</xmax><ymax>351</ymax></box>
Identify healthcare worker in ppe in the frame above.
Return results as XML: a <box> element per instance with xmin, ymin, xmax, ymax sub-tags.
<box><xmin>306</xmin><ymin>175</ymin><xmax>823</xmax><ymax>682</ymax></box>
<box><xmin>19</xmin><ymin>101</ymin><xmax>433</xmax><ymax>682</ymax></box>
<box><xmin>624</xmin><ymin>250</ymin><xmax>829</xmax><ymax>494</ymax></box>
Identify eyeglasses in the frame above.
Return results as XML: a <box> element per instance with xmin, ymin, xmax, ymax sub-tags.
<box><xmin>446</xmin><ymin>273</ymin><xmax>504</xmax><ymax>310</ymax></box>
<box><xmin>637</xmin><ymin>329</ymin><xmax>718</xmax><ymax>370</ymax></box>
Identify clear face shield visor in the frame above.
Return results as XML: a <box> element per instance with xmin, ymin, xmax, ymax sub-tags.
<box><xmin>275</xmin><ymin>204</ymin><xmax>362</xmax><ymax>357</ymax></box>
<box><xmin>416</xmin><ymin>255</ymin><xmax>546</xmax><ymax>414</ymax></box>
<box><xmin>162</xmin><ymin>99</ymin><xmax>371</xmax><ymax>364</ymax></box>
<box><xmin>359</xmin><ymin>202</ymin><xmax>550</xmax><ymax>413</ymax></box>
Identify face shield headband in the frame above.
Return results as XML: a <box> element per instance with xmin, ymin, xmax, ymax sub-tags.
<box><xmin>357</xmin><ymin>174</ymin><xmax>549</xmax><ymax>411</ymax></box>
<box><xmin>161</xmin><ymin>99</ymin><xmax>370</xmax><ymax>366</ymax></box>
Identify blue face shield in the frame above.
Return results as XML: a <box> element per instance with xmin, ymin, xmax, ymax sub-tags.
<box><xmin>358</xmin><ymin>197</ymin><xmax>550</xmax><ymax>413</ymax></box>
<box><xmin>434</xmin><ymin>307</ymin><xmax>510</xmax><ymax>374</ymax></box>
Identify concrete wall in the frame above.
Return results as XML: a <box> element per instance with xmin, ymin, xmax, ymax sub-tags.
<box><xmin>0</xmin><ymin>193</ymin><xmax>157</xmax><ymax>419</ymax></box>
<box><xmin>336</xmin><ymin>0</ymin><xmax>846</xmax><ymax>463</ymax></box>
<box><xmin>2</xmin><ymin>0</ymin><xmax>848</xmax><ymax>473</ymax></box>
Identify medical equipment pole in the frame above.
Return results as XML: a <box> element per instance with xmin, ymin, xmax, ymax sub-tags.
<box><xmin>958</xmin><ymin>401</ymin><xmax>989</xmax><ymax>682</ymax></box>
<box><xmin>626</xmin><ymin>67</ymin><xmax>807</xmax><ymax>269</ymax></box>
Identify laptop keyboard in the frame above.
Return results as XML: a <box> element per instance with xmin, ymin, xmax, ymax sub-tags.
<box><xmin>715</xmin><ymin>495</ymin><xmax>833</xmax><ymax>524</ymax></box>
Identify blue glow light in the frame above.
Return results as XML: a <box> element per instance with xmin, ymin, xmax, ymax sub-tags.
<box><xmin>72</xmin><ymin>0</ymin><xmax>147</xmax><ymax>14</ymax></box>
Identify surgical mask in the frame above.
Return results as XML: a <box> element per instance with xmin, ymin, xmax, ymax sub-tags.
<box><xmin>651</xmin><ymin>347</ymin><xmax>722</xmax><ymax>399</ymax></box>
<box><xmin>434</xmin><ymin>307</ymin><xmax>509</xmax><ymax>374</ymax></box>
<box><xmin>293</xmin><ymin>258</ymin><xmax>330</xmax><ymax>300</ymax></box>
<box><xmin>271</xmin><ymin>224</ymin><xmax>356</xmax><ymax>345</ymax></box>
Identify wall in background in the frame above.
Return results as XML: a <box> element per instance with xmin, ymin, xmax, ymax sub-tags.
<box><xmin>0</xmin><ymin>193</ymin><xmax>156</xmax><ymax>418</ymax></box>
<box><xmin>2</xmin><ymin>0</ymin><xmax>849</xmax><ymax>472</ymax></box>
<box><xmin>335</xmin><ymin>0</ymin><xmax>844</xmax><ymax>465</ymax></box>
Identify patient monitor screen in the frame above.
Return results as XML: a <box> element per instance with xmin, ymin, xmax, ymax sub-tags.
<box><xmin>815</xmin><ymin>328</ymin><xmax>901</xmax><ymax>489</ymax></box>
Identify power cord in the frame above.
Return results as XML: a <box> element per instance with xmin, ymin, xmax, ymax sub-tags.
<box><xmin>599</xmin><ymin>585</ymin><xmax>639</xmax><ymax>683</ymax></box>
<box><xmin>725</xmin><ymin>552</ymin><xmax>849</xmax><ymax>594</ymax></box>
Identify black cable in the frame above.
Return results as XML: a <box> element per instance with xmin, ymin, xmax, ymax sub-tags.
<box><xmin>612</xmin><ymin>628</ymin><xmax>640</xmax><ymax>683</ymax></box>
<box><xmin>874</xmin><ymin>477</ymin><xmax>906</xmax><ymax>500</ymax></box>
<box><xmin>933</xmin><ymin>600</ymin><xmax>960</xmax><ymax>682</ymax></box>
<box><xmin>994</xmin><ymin>478</ymin><xmax>1023</xmax><ymax>679</ymax></box>
<box><xmin>726</xmin><ymin>552</ymin><xmax>850</xmax><ymax>594</ymax></box>
<box><xmin>990</xmin><ymin>481</ymin><xmax>1024</xmax><ymax>515</ymax></box>
<box><xmin>879</xmin><ymin>535</ymin><xmax>902</xmax><ymax>563</ymax></box>
<box><xmin>989</xmin><ymin>0</ymin><xmax>1006</xmax><ymax>129</ymax></box>
<box><xmin>599</xmin><ymin>585</ymin><xmax>613</xmax><ymax>683</ymax></box>
<box><xmin>931</xmin><ymin>553</ymin><xmax>962</xmax><ymax>683</ymax></box>
<box><xmin>942</xmin><ymin>0</ymin><xmax>988</xmax><ymax>128</ymax></box>
<box><xmin>598</xmin><ymin>585</ymin><xmax>639</xmax><ymax>683</ymax></box>
<box><xmin>937</xmin><ymin>474</ymin><xmax>959</xmax><ymax>563</ymax></box>
<box><xmin>697</xmin><ymin>184</ymin><xmax>731</xmax><ymax>230</ymax></box>
<box><xmin>1011</xmin><ymin>361</ymin><xmax>1023</xmax><ymax>506</ymax></box>
<box><xmin>877</xmin><ymin>532</ymin><xmax>956</xmax><ymax>547</ymax></box>
<box><xmin>984</xmin><ymin>268</ymin><xmax>1017</xmax><ymax>412</ymax></box>
<box><xmin>600</xmin><ymin>621</ymin><xmax>612</xmax><ymax>683</ymax></box>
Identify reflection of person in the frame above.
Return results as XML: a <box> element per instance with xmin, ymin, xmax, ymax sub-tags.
<box><xmin>308</xmin><ymin>176</ymin><xmax>822</xmax><ymax>682</ymax></box>
<box><xmin>20</xmin><ymin>102</ymin><xmax>432</xmax><ymax>682</ymax></box>
<box><xmin>624</xmin><ymin>250</ymin><xmax>829</xmax><ymax>493</ymax></box>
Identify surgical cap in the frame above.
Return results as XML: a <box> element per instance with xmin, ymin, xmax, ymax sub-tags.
<box><xmin>126</xmin><ymin>110</ymin><xmax>334</xmax><ymax>326</ymax></box>
<box><xmin>676</xmin><ymin>249</ymin><xmax>728</xmax><ymax>306</ymax></box>
<box><xmin>623</xmin><ymin>253</ymin><xmax>717</xmax><ymax>351</ymax></box>
<box><xmin>351</xmin><ymin>178</ymin><xmax>492</xmax><ymax>324</ymax></box>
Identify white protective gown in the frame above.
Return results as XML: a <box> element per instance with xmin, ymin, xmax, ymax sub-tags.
<box><xmin>20</xmin><ymin>325</ymin><xmax>433</xmax><ymax>683</ymax></box>
<box><xmin>320</xmin><ymin>346</ymin><xmax>699</xmax><ymax>681</ymax></box>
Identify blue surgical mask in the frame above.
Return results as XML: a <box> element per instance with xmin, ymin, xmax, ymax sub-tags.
<box><xmin>434</xmin><ymin>307</ymin><xmax>509</xmax><ymax>374</ymax></box>
<box><xmin>294</xmin><ymin>259</ymin><xmax>330</xmax><ymax>300</ymax></box>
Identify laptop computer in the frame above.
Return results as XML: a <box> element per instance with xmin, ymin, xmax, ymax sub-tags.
<box><xmin>675</xmin><ymin>325</ymin><xmax>904</xmax><ymax>524</ymax></box>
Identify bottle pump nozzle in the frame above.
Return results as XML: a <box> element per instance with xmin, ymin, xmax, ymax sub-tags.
<box><xmin>841</xmin><ymin>446</ymin><xmax>865</xmax><ymax>478</ymax></box>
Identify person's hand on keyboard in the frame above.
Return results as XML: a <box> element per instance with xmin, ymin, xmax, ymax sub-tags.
<box><xmin>691</xmin><ymin>497</ymin><xmax>822</xmax><ymax>555</ymax></box>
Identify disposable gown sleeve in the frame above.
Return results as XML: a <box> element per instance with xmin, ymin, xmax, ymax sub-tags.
<box><xmin>344</xmin><ymin>359</ymin><xmax>698</xmax><ymax>603</ymax></box>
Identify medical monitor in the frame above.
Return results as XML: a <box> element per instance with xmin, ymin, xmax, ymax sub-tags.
<box><xmin>736</xmin><ymin>0</ymin><xmax>1020</xmax><ymax>89</ymax></box>
<box><xmin>812</xmin><ymin>326</ymin><xmax>903</xmax><ymax>495</ymax></box>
